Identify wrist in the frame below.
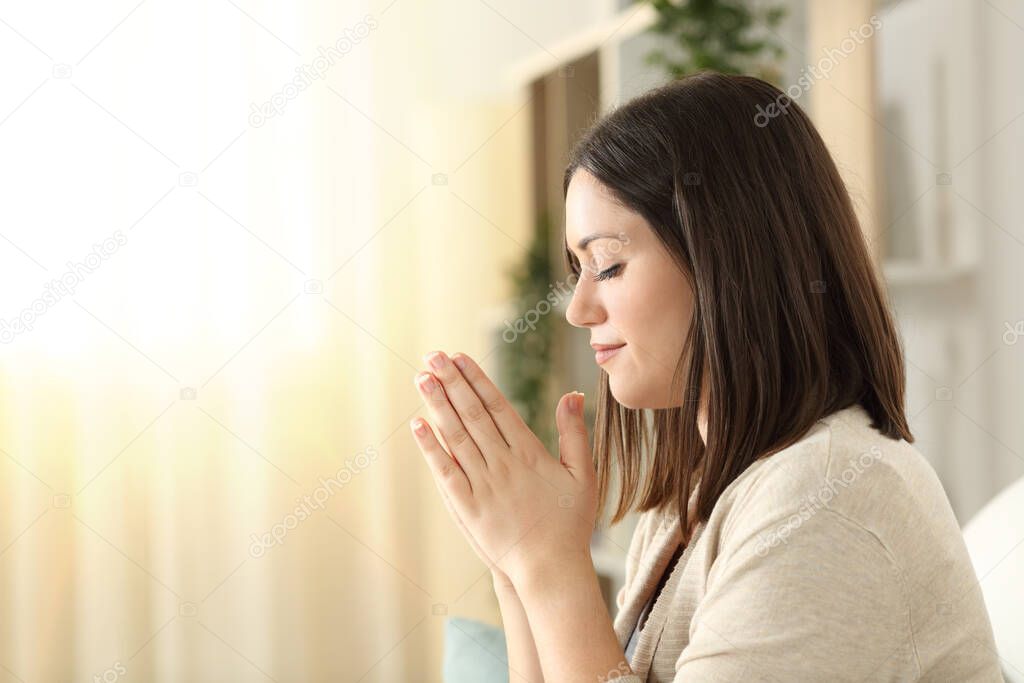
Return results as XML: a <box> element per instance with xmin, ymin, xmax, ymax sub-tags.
<box><xmin>516</xmin><ymin>551</ymin><xmax>596</xmax><ymax>603</ymax></box>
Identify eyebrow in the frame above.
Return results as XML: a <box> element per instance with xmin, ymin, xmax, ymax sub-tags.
<box><xmin>575</xmin><ymin>231</ymin><xmax>624</xmax><ymax>251</ymax></box>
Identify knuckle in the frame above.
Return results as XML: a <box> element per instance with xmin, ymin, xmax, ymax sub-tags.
<box><xmin>483</xmin><ymin>395</ymin><xmax>505</xmax><ymax>414</ymax></box>
<box><xmin>447</xmin><ymin>427</ymin><xmax>472</xmax><ymax>449</ymax></box>
<box><xmin>437</xmin><ymin>459</ymin><xmax>459</xmax><ymax>481</ymax></box>
<box><xmin>463</xmin><ymin>401</ymin><xmax>488</xmax><ymax>424</ymax></box>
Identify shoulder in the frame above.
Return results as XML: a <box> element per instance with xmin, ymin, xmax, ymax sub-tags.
<box><xmin>708</xmin><ymin>403</ymin><xmax>943</xmax><ymax>556</ymax></box>
<box><xmin>676</xmin><ymin>405</ymin><xmax>999</xmax><ymax>679</ymax></box>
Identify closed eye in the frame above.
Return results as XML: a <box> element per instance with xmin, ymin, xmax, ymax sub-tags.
<box><xmin>592</xmin><ymin>264</ymin><xmax>623</xmax><ymax>282</ymax></box>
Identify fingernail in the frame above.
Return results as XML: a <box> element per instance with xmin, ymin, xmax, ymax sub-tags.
<box><xmin>416</xmin><ymin>373</ymin><xmax>438</xmax><ymax>393</ymax></box>
<box><xmin>453</xmin><ymin>355</ymin><xmax>467</xmax><ymax>371</ymax></box>
<box><xmin>425</xmin><ymin>352</ymin><xmax>446</xmax><ymax>370</ymax></box>
<box><xmin>571</xmin><ymin>391</ymin><xmax>583</xmax><ymax>414</ymax></box>
<box><xmin>410</xmin><ymin>419</ymin><xmax>427</xmax><ymax>435</ymax></box>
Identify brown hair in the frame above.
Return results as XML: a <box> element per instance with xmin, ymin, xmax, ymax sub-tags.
<box><xmin>562</xmin><ymin>71</ymin><xmax>913</xmax><ymax>537</ymax></box>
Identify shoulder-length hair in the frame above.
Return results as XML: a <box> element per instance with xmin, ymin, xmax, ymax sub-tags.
<box><xmin>562</xmin><ymin>71</ymin><xmax>913</xmax><ymax>535</ymax></box>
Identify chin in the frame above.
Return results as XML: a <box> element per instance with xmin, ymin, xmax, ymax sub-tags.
<box><xmin>607</xmin><ymin>377</ymin><xmax>652</xmax><ymax>410</ymax></box>
<box><xmin>608</xmin><ymin>376</ymin><xmax>677</xmax><ymax>410</ymax></box>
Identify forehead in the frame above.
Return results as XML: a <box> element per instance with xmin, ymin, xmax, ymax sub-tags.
<box><xmin>565</xmin><ymin>169</ymin><xmax>643</xmax><ymax>248</ymax></box>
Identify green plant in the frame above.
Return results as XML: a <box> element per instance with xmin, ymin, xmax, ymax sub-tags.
<box><xmin>639</xmin><ymin>0</ymin><xmax>788</xmax><ymax>84</ymax></box>
<box><xmin>498</xmin><ymin>210</ymin><xmax>558</xmax><ymax>452</ymax></box>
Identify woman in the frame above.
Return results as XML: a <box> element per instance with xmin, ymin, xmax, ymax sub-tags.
<box><xmin>411</xmin><ymin>72</ymin><xmax>1002</xmax><ymax>681</ymax></box>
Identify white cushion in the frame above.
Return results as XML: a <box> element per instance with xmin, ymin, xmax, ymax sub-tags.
<box><xmin>962</xmin><ymin>476</ymin><xmax>1024</xmax><ymax>681</ymax></box>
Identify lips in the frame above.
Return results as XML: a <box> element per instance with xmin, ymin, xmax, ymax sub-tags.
<box><xmin>593</xmin><ymin>343</ymin><xmax>626</xmax><ymax>364</ymax></box>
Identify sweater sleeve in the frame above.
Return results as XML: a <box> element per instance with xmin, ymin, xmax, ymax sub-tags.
<box><xmin>670</xmin><ymin>507</ymin><xmax>918</xmax><ymax>681</ymax></box>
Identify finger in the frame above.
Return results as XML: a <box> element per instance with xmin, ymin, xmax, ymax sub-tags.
<box><xmin>416</xmin><ymin>422</ymin><xmax>500</xmax><ymax>571</ymax></box>
<box><xmin>555</xmin><ymin>391</ymin><xmax>592</xmax><ymax>481</ymax></box>
<box><xmin>430</xmin><ymin>462</ymin><xmax>500</xmax><ymax>572</ymax></box>
<box><xmin>415</xmin><ymin>371</ymin><xmax>488</xmax><ymax>480</ymax></box>
<box><xmin>423</xmin><ymin>351</ymin><xmax>509</xmax><ymax>457</ymax></box>
<box><xmin>410</xmin><ymin>416</ymin><xmax>473</xmax><ymax>503</ymax></box>
<box><xmin>449</xmin><ymin>352</ymin><xmax>532</xmax><ymax>447</ymax></box>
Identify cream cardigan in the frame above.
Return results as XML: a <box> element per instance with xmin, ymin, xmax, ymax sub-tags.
<box><xmin>605</xmin><ymin>404</ymin><xmax>1003</xmax><ymax>682</ymax></box>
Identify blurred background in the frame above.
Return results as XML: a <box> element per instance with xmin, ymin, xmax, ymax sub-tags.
<box><xmin>1</xmin><ymin>0</ymin><xmax>1022</xmax><ymax>680</ymax></box>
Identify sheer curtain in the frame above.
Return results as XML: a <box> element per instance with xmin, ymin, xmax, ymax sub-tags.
<box><xmin>0</xmin><ymin>1</ymin><xmax>533</xmax><ymax>679</ymax></box>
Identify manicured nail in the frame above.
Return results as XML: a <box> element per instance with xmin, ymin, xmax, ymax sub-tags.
<box><xmin>426</xmin><ymin>352</ymin><xmax>446</xmax><ymax>370</ymax></box>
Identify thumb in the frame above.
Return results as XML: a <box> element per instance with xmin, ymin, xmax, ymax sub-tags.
<box><xmin>556</xmin><ymin>391</ymin><xmax>591</xmax><ymax>479</ymax></box>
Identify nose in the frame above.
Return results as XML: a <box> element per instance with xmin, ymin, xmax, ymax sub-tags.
<box><xmin>565</xmin><ymin>275</ymin><xmax>604</xmax><ymax>329</ymax></box>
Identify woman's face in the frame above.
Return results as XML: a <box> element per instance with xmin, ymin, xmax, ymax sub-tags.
<box><xmin>564</xmin><ymin>169</ymin><xmax>696</xmax><ymax>410</ymax></box>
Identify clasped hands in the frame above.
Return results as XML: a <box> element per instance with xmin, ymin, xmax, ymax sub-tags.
<box><xmin>410</xmin><ymin>350</ymin><xmax>598</xmax><ymax>590</ymax></box>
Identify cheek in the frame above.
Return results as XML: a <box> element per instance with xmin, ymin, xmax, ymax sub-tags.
<box><xmin>610</xmin><ymin>272</ymin><xmax>673</xmax><ymax>343</ymax></box>
<box><xmin>619</xmin><ymin>270</ymin><xmax>693</xmax><ymax>367</ymax></box>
